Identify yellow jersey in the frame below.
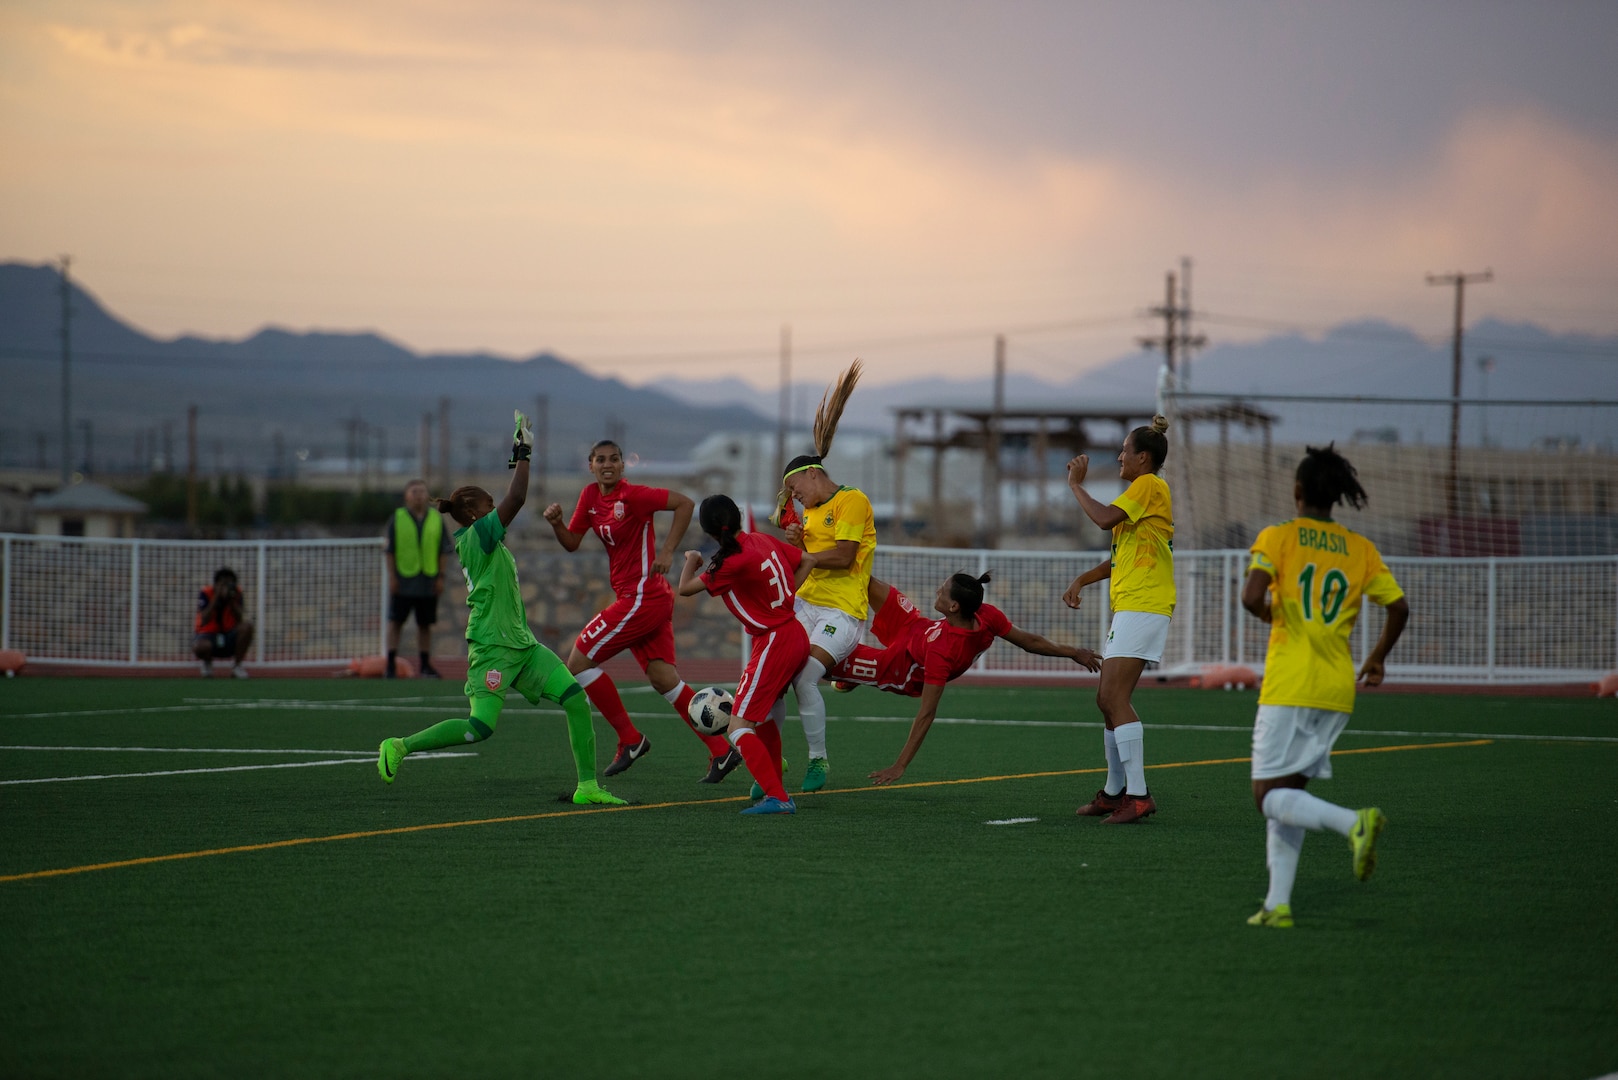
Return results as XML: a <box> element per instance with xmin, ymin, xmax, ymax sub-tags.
<box><xmin>1250</xmin><ymin>517</ymin><xmax>1404</xmax><ymax>713</ymax></box>
<box><xmin>796</xmin><ymin>486</ymin><xmax>877</xmax><ymax>619</ymax></box>
<box><xmin>1109</xmin><ymin>474</ymin><xmax>1175</xmax><ymax>616</ymax></box>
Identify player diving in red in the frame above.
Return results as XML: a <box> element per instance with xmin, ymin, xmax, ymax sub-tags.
<box><xmin>543</xmin><ymin>438</ymin><xmax>742</xmax><ymax>782</ymax></box>
<box><xmin>830</xmin><ymin>573</ymin><xmax>1102</xmax><ymax>785</ymax></box>
<box><xmin>677</xmin><ymin>494</ymin><xmax>819</xmax><ymax>814</ymax></box>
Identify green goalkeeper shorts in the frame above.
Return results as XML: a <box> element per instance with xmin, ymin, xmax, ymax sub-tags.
<box><xmin>465</xmin><ymin>640</ymin><xmax>576</xmax><ymax>707</ymax></box>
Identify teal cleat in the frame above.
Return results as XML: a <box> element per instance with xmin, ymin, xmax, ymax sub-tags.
<box><xmin>740</xmin><ymin>796</ymin><xmax>797</xmax><ymax>815</ymax></box>
<box><xmin>572</xmin><ymin>781</ymin><xmax>628</xmax><ymax>806</ymax></box>
<box><xmin>377</xmin><ymin>738</ymin><xmax>405</xmax><ymax>784</ymax></box>
<box><xmin>801</xmin><ymin>757</ymin><xmax>828</xmax><ymax>792</ymax></box>
<box><xmin>1350</xmin><ymin>807</ymin><xmax>1387</xmax><ymax>881</ymax></box>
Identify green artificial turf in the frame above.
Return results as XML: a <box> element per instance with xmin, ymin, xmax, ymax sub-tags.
<box><xmin>2</xmin><ymin>679</ymin><xmax>1615</xmax><ymax>1079</ymax></box>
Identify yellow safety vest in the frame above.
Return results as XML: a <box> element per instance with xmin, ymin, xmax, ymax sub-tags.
<box><xmin>393</xmin><ymin>508</ymin><xmax>442</xmax><ymax>578</ymax></box>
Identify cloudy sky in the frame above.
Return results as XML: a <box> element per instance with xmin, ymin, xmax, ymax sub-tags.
<box><xmin>2</xmin><ymin>0</ymin><xmax>1615</xmax><ymax>388</ymax></box>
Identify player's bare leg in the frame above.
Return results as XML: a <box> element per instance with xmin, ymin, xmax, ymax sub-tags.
<box><xmin>1090</xmin><ymin>656</ymin><xmax>1153</xmax><ymax>823</ymax></box>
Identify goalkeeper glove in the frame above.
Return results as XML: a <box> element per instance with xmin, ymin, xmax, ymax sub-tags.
<box><xmin>509</xmin><ymin>410</ymin><xmax>534</xmax><ymax>468</ymax></box>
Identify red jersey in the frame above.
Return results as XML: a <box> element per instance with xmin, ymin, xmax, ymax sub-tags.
<box><xmin>701</xmin><ymin>532</ymin><xmax>803</xmax><ymax>636</ymax></box>
<box><xmin>866</xmin><ymin>604</ymin><xmax>1013</xmax><ymax>695</ymax></box>
<box><xmin>569</xmin><ymin>481</ymin><xmax>674</xmax><ymax>602</ymax></box>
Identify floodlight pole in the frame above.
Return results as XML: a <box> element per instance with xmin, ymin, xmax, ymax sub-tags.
<box><xmin>1427</xmin><ymin>269</ymin><xmax>1492</xmax><ymax>520</ymax></box>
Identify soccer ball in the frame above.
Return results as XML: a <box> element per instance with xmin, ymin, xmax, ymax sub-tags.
<box><xmin>687</xmin><ymin>686</ymin><xmax>735</xmax><ymax>736</ymax></box>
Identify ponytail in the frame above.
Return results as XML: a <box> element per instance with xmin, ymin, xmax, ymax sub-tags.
<box><xmin>698</xmin><ymin>495</ymin><xmax>745</xmax><ymax>575</ymax></box>
<box><xmin>434</xmin><ymin>485</ymin><xmax>490</xmax><ymax>527</ymax></box>
<box><xmin>946</xmin><ymin>570</ymin><xmax>992</xmax><ymax>619</ymax></box>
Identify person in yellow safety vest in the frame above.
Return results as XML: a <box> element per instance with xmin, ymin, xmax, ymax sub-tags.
<box><xmin>385</xmin><ymin>478</ymin><xmax>454</xmax><ymax>678</ymax></box>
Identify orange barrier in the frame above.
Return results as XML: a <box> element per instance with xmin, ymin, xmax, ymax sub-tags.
<box><xmin>1597</xmin><ymin>673</ymin><xmax>1618</xmax><ymax>698</ymax></box>
<box><xmin>1191</xmin><ymin>664</ymin><xmax>1260</xmax><ymax>690</ymax></box>
<box><xmin>0</xmin><ymin>649</ymin><xmax>25</xmax><ymax>676</ymax></box>
<box><xmin>349</xmin><ymin>655</ymin><xmax>416</xmax><ymax>679</ymax></box>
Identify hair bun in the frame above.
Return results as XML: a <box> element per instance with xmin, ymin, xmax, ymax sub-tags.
<box><xmin>1150</xmin><ymin>413</ymin><xmax>1170</xmax><ymax>434</ymax></box>
<box><xmin>977</xmin><ymin>571</ymin><xmax>993</xmax><ymax>585</ymax></box>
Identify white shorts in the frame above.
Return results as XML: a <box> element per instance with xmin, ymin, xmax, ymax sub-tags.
<box><xmin>1250</xmin><ymin>704</ymin><xmax>1352</xmax><ymax>781</ymax></box>
<box><xmin>794</xmin><ymin>598</ymin><xmax>866</xmax><ymax>666</ymax></box>
<box><xmin>1102</xmin><ymin>611</ymin><xmax>1171</xmax><ymax>663</ymax></box>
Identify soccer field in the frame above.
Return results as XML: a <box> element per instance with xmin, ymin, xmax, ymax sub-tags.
<box><xmin>2</xmin><ymin>679</ymin><xmax>1615</xmax><ymax>1079</ymax></box>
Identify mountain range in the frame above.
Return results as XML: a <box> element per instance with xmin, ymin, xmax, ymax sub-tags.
<box><xmin>2</xmin><ymin>260</ymin><xmax>1614</xmax><ymax>478</ymax></box>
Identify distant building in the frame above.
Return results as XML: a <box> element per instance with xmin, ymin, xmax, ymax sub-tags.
<box><xmin>30</xmin><ymin>482</ymin><xmax>147</xmax><ymax>538</ymax></box>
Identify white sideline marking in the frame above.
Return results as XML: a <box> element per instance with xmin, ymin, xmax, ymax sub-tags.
<box><xmin>985</xmin><ymin>817</ymin><xmax>1040</xmax><ymax>826</ymax></box>
<box><xmin>1</xmin><ymin>745</ymin><xmax>379</xmax><ymax>756</ymax></box>
<box><xmin>0</xmin><ymin>751</ymin><xmax>473</xmax><ymax>786</ymax></box>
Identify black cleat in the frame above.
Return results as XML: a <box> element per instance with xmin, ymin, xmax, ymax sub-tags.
<box><xmin>698</xmin><ymin>747</ymin><xmax>743</xmax><ymax>784</ymax></box>
<box><xmin>604</xmin><ymin>735</ymin><xmax>652</xmax><ymax>777</ymax></box>
<box><xmin>419</xmin><ymin>663</ymin><xmax>442</xmax><ymax>680</ymax></box>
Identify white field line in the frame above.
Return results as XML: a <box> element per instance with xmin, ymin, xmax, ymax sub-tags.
<box><xmin>1</xmin><ymin>745</ymin><xmax>381</xmax><ymax>756</ymax></box>
<box><xmin>1</xmin><ymin>751</ymin><xmax>473</xmax><ymax>786</ymax></box>
<box><xmin>985</xmin><ymin>817</ymin><xmax>1040</xmax><ymax>826</ymax></box>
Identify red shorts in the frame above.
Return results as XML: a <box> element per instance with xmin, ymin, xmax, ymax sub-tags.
<box><xmin>830</xmin><ymin>641</ymin><xmax>923</xmax><ymax>697</ymax></box>
<box><xmin>576</xmin><ymin>591</ymin><xmax>677</xmax><ymax>669</ymax></box>
<box><xmin>869</xmin><ymin>585</ymin><xmax>923</xmax><ymax>646</ymax></box>
<box><xmin>732</xmin><ymin>623</ymin><xmax>811</xmax><ymax>722</ymax></box>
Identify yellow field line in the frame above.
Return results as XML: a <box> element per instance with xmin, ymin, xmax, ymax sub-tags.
<box><xmin>0</xmin><ymin>738</ymin><xmax>1492</xmax><ymax>885</ymax></box>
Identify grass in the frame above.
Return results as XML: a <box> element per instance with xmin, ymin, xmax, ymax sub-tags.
<box><xmin>2</xmin><ymin>678</ymin><xmax>1616</xmax><ymax>1079</ymax></box>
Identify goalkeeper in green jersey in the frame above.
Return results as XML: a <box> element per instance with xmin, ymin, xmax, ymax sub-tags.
<box><xmin>378</xmin><ymin>412</ymin><xmax>626</xmax><ymax>806</ymax></box>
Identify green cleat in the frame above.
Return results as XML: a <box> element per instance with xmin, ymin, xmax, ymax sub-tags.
<box><xmin>377</xmin><ymin>738</ymin><xmax>405</xmax><ymax>784</ymax></box>
<box><xmin>1350</xmin><ymin>807</ymin><xmax>1387</xmax><ymax>881</ymax></box>
<box><xmin>1247</xmin><ymin>904</ymin><xmax>1294</xmax><ymax>929</ymax></box>
<box><xmin>751</xmin><ymin>757</ymin><xmax>788</xmax><ymax>801</ymax></box>
<box><xmin>801</xmin><ymin>757</ymin><xmax>829</xmax><ymax>792</ymax></box>
<box><xmin>572</xmin><ymin>781</ymin><xmax>628</xmax><ymax>807</ymax></box>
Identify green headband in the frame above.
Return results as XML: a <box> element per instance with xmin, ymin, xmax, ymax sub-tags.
<box><xmin>783</xmin><ymin>462</ymin><xmax>825</xmax><ymax>480</ymax></box>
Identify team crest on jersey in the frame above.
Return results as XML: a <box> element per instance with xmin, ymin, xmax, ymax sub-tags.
<box><xmin>612</xmin><ymin>500</ymin><xmax>626</xmax><ymax>521</ymax></box>
<box><xmin>925</xmin><ymin>623</ymin><xmax>944</xmax><ymax>643</ymax></box>
<box><xmin>897</xmin><ymin>593</ymin><xmax>917</xmax><ymax>614</ymax></box>
<box><xmin>823</xmin><ymin>510</ymin><xmax>834</xmax><ymax>527</ymax></box>
<box><xmin>485</xmin><ymin>669</ymin><xmax>503</xmax><ymax>690</ymax></box>
<box><xmin>822</xmin><ymin>623</ymin><xmax>838</xmax><ymax>637</ymax></box>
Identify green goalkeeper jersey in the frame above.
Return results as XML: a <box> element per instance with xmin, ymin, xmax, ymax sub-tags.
<box><xmin>455</xmin><ymin>512</ymin><xmax>537</xmax><ymax>649</ymax></box>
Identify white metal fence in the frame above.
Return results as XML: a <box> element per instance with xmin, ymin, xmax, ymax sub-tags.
<box><xmin>2</xmin><ymin>534</ymin><xmax>1613</xmax><ymax>683</ymax></box>
<box><xmin>0</xmin><ymin>534</ymin><xmax>384</xmax><ymax>667</ymax></box>
<box><xmin>873</xmin><ymin>546</ymin><xmax>1618</xmax><ymax>685</ymax></box>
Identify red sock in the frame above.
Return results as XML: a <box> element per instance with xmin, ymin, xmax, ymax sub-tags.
<box><xmin>733</xmin><ymin>729</ymin><xmax>787</xmax><ymax>802</ymax></box>
<box><xmin>757</xmin><ymin>718</ymin><xmax>784</xmax><ymax>773</ymax></box>
<box><xmin>582</xmin><ymin>672</ymin><xmax>642</xmax><ymax>748</ymax></box>
<box><xmin>671</xmin><ymin>683</ymin><xmax>730</xmax><ymax>756</ymax></box>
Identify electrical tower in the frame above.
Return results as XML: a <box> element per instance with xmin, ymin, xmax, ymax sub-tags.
<box><xmin>1138</xmin><ymin>268</ymin><xmax>1204</xmax><ymax>402</ymax></box>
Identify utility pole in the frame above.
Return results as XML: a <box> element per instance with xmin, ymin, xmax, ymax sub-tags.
<box><xmin>1427</xmin><ymin>269</ymin><xmax>1492</xmax><ymax>520</ymax></box>
<box><xmin>58</xmin><ymin>256</ymin><xmax>73</xmax><ymax>484</ymax></box>
<box><xmin>1179</xmin><ymin>256</ymin><xmax>1198</xmax><ymax>388</ymax></box>
<box><xmin>981</xmin><ymin>335</ymin><xmax>1006</xmax><ymax>548</ymax></box>
<box><xmin>776</xmin><ymin>324</ymin><xmax>791</xmax><ymax>483</ymax></box>
<box><xmin>186</xmin><ymin>405</ymin><xmax>199</xmax><ymax>533</ymax></box>
<box><xmin>1139</xmin><ymin>269</ymin><xmax>1204</xmax><ymax>405</ymax></box>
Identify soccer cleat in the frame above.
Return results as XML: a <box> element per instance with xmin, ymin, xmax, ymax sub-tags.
<box><xmin>750</xmin><ymin>757</ymin><xmax>788</xmax><ymax>800</ymax></box>
<box><xmin>699</xmin><ymin>747</ymin><xmax>744</xmax><ymax>784</ymax></box>
<box><xmin>1075</xmin><ymin>787</ymin><xmax>1128</xmax><ymax>817</ymax></box>
<box><xmin>1350</xmin><ymin>807</ymin><xmax>1387</xmax><ymax>881</ymax></box>
<box><xmin>571</xmin><ymin>781</ymin><xmax>628</xmax><ymax>806</ymax></box>
<box><xmin>604</xmin><ymin>734</ymin><xmax>652</xmax><ymax>777</ymax></box>
<box><xmin>232</xmin><ymin>664</ymin><xmax>249</xmax><ymax>680</ymax></box>
<box><xmin>831</xmin><ymin>680</ymin><xmax>858</xmax><ymax>693</ymax></box>
<box><xmin>200</xmin><ymin>661</ymin><xmax>212</xmax><ymax>679</ymax></box>
<box><xmin>740</xmin><ymin>796</ymin><xmax>797</xmax><ymax>815</ymax></box>
<box><xmin>1101</xmin><ymin>793</ymin><xmax>1158</xmax><ymax>824</ymax></box>
<box><xmin>377</xmin><ymin>738</ymin><xmax>405</xmax><ymax>784</ymax></box>
<box><xmin>419</xmin><ymin>664</ymin><xmax>441</xmax><ymax>680</ymax></box>
<box><xmin>1247</xmin><ymin>904</ymin><xmax>1294</xmax><ymax>929</ymax></box>
<box><xmin>801</xmin><ymin>757</ymin><xmax>829</xmax><ymax>792</ymax></box>
<box><xmin>383</xmin><ymin>661</ymin><xmax>396</xmax><ymax>680</ymax></box>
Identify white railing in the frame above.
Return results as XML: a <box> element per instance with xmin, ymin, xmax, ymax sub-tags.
<box><xmin>0</xmin><ymin>533</ymin><xmax>385</xmax><ymax>667</ymax></box>
<box><xmin>872</xmin><ymin>546</ymin><xmax>1618</xmax><ymax>685</ymax></box>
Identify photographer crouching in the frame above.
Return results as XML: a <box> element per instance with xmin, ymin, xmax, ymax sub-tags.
<box><xmin>194</xmin><ymin>567</ymin><xmax>255</xmax><ymax>678</ymax></box>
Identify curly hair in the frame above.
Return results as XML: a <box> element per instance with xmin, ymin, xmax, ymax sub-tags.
<box><xmin>1296</xmin><ymin>443</ymin><xmax>1367</xmax><ymax>510</ymax></box>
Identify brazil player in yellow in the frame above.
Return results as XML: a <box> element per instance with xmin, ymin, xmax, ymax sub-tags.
<box><xmin>1063</xmin><ymin>415</ymin><xmax>1175</xmax><ymax>824</ymax></box>
<box><xmin>377</xmin><ymin>412</ymin><xmax>626</xmax><ymax>807</ymax></box>
<box><xmin>1240</xmin><ymin>444</ymin><xmax>1409</xmax><ymax>928</ymax></box>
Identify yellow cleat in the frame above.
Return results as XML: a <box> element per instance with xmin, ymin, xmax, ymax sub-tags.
<box><xmin>1350</xmin><ymin>807</ymin><xmax>1387</xmax><ymax>882</ymax></box>
<box><xmin>1247</xmin><ymin>904</ymin><xmax>1294</xmax><ymax>929</ymax></box>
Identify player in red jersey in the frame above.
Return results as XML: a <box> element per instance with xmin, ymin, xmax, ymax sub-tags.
<box><xmin>678</xmin><ymin>494</ymin><xmax>819</xmax><ymax>814</ymax></box>
<box><xmin>827</xmin><ymin>572</ymin><xmax>1101</xmax><ymax>785</ymax></box>
<box><xmin>543</xmin><ymin>439</ymin><xmax>741</xmax><ymax>783</ymax></box>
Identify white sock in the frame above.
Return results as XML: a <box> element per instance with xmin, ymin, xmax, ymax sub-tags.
<box><xmin>661</xmin><ymin>680</ymin><xmax>688</xmax><ymax>705</ymax></box>
<box><xmin>1262</xmin><ymin>787</ymin><xmax>1355</xmax><ymax>836</ymax></box>
<box><xmin>1113</xmin><ymin>721</ymin><xmax>1147</xmax><ymax>796</ymax></box>
<box><xmin>1102</xmin><ymin>729</ymin><xmax>1125</xmax><ymax>796</ymax></box>
<box><xmin>1264</xmin><ymin>819</ymin><xmax>1305</xmax><ymax>910</ymax></box>
<box><xmin>793</xmin><ymin>658</ymin><xmax>829</xmax><ymax>759</ymax></box>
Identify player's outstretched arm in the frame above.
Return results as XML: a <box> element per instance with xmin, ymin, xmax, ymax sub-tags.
<box><xmin>1002</xmin><ymin>625</ymin><xmax>1100</xmax><ymax>672</ymax></box>
<box><xmin>496</xmin><ymin>458</ymin><xmax>528</xmax><ymax>528</ymax></box>
<box><xmin>654</xmin><ymin>491</ymin><xmax>695</xmax><ymax>575</ymax></box>
<box><xmin>1358</xmin><ymin>596</ymin><xmax>1410</xmax><ymax>686</ymax></box>
<box><xmin>676</xmin><ymin>550</ymin><xmax>707</xmax><ymax>597</ymax></box>
<box><xmin>1062</xmin><ymin>558</ymin><xmax>1110</xmax><ymax>609</ymax></box>
<box><xmin>1066</xmin><ymin>455</ymin><xmax>1128</xmax><ymax>531</ymax></box>
<box><xmin>869</xmin><ymin>681</ymin><xmax>947</xmax><ymax>785</ymax></box>
<box><xmin>792</xmin><ymin>551</ymin><xmax>818</xmax><ymax>591</ymax></box>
